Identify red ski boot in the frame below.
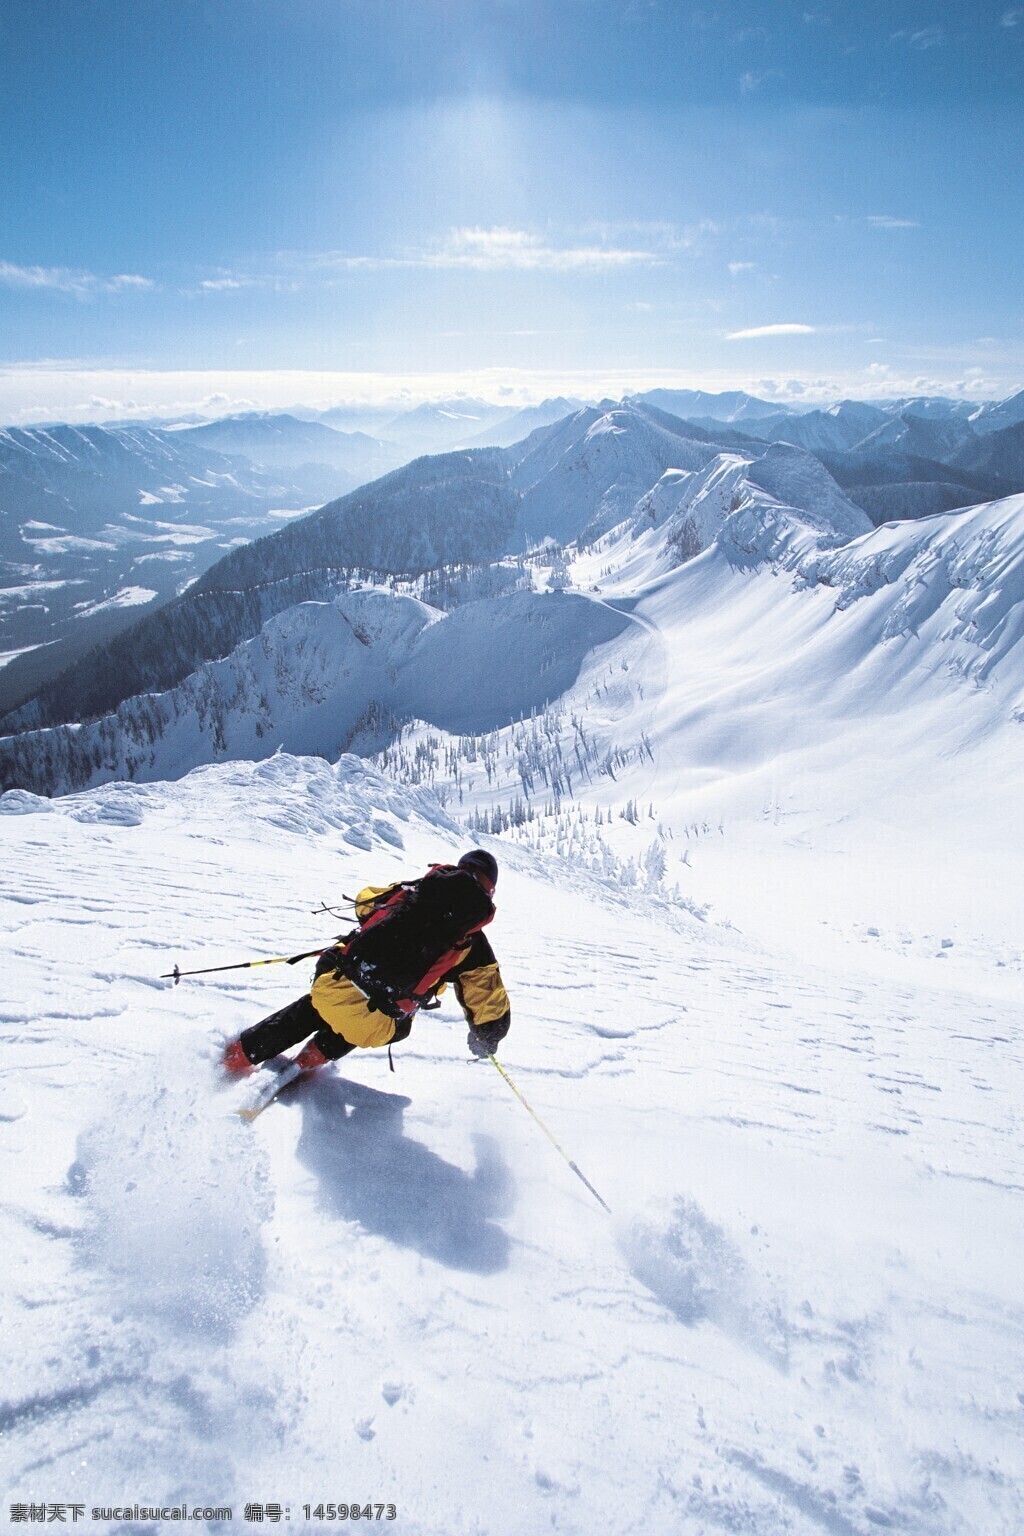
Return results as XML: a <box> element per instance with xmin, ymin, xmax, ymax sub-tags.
<box><xmin>294</xmin><ymin>1040</ymin><xmax>329</xmax><ymax>1072</ymax></box>
<box><xmin>222</xmin><ymin>1038</ymin><xmax>255</xmax><ymax>1077</ymax></box>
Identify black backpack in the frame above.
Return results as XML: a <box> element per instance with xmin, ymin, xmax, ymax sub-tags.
<box><xmin>330</xmin><ymin>865</ymin><xmax>494</xmax><ymax>1013</ymax></box>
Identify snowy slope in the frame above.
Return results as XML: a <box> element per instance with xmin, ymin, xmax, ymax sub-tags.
<box><xmin>3</xmin><ymin>441</ymin><xmax>1024</xmax><ymax>1533</ymax></box>
<box><xmin>0</xmin><ymin>589</ymin><xmax>629</xmax><ymax>795</ymax></box>
<box><xmin>811</xmin><ymin>492</ymin><xmax>1024</xmax><ymax>679</ymax></box>
<box><xmin>377</xmin><ymin>481</ymin><xmax>1024</xmax><ymax>983</ymax></box>
<box><xmin>2</xmin><ymin>751</ymin><xmax>1022</xmax><ymax>1534</ymax></box>
<box><xmin>629</xmin><ymin>442</ymin><xmax>870</xmax><ymax>574</ymax></box>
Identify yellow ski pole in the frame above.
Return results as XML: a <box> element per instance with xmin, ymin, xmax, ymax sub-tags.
<box><xmin>160</xmin><ymin>947</ymin><xmax>328</xmax><ymax>984</ymax></box>
<box><xmin>488</xmin><ymin>1056</ymin><xmax>611</xmax><ymax>1214</ymax></box>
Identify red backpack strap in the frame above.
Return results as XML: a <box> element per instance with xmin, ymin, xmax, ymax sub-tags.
<box><xmin>357</xmin><ymin>885</ymin><xmax>408</xmax><ymax>934</ymax></box>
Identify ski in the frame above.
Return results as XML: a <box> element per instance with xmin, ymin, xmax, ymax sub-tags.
<box><xmin>237</xmin><ymin>1059</ymin><xmax>308</xmax><ymax>1122</ymax></box>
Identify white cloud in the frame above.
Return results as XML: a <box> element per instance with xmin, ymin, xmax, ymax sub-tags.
<box><xmin>431</xmin><ymin>227</ymin><xmax>659</xmax><ymax>270</ymax></box>
<box><xmin>86</xmin><ymin>394</ymin><xmax>140</xmax><ymax>413</ymax></box>
<box><xmin>892</xmin><ymin>26</ymin><xmax>945</xmax><ymax>48</ymax></box>
<box><xmin>728</xmin><ymin>261</ymin><xmax>756</xmax><ymax>276</ymax></box>
<box><xmin>727</xmin><ymin>323</ymin><xmax>816</xmax><ymax>340</ymax></box>
<box><xmin>867</xmin><ymin>215</ymin><xmax>920</xmax><ymax>230</ymax></box>
<box><xmin>1</xmin><ymin>362</ymin><xmax>1012</xmax><ymax>428</ymax></box>
<box><xmin>739</xmin><ymin>69</ymin><xmax>782</xmax><ymax>92</ymax></box>
<box><xmin>1001</xmin><ymin>7</ymin><xmax>1022</xmax><ymax>23</ymax></box>
<box><xmin>346</xmin><ymin>227</ymin><xmax>661</xmax><ymax>273</ymax></box>
<box><xmin>210</xmin><ymin>220</ymin><xmax>723</xmax><ymax>299</ymax></box>
<box><xmin>206</xmin><ymin>229</ymin><xmax>664</xmax><ymax>291</ymax></box>
<box><xmin>0</xmin><ymin>260</ymin><xmax>154</xmax><ymax>297</ymax></box>
<box><xmin>581</xmin><ymin>218</ymin><xmax>719</xmax><ymax>254</ymax></box>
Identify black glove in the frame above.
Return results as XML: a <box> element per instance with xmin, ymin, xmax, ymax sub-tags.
<box><xmin>466</xmin><ymin>1013</ymin><xmax>510</xmax><ymax>1058</ymax></box>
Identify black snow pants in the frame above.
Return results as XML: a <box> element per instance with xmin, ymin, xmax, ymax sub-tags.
<box><xmin>239</xmin><ymin>995</ymin><xmax>357</xmax><ymax>1067</ymax></box>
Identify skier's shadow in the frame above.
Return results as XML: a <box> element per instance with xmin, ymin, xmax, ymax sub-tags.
<box><xmin>294</xmin><ymin>1074</ymin><xmax>514</xmax><ymax>1274</ymax></box>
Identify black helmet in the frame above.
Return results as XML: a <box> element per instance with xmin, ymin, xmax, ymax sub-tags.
<box><xmin>458</xmin><ymin>848</ymin><xmax>498</xmax><ymax>892</ymax></box>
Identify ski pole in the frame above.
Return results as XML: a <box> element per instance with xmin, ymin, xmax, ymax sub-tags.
<box><xmin>161</xmin><ymin>947</ymin><xmax>329</xmax><ymax>985</ymax></box>
<box><xmin>487</xmin><ymin>1056</ymin><xmax>611</xmax><ymax>1215</ymax></box>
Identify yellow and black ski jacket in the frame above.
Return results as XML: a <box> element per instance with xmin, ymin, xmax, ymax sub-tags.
<box><xmin>309</xmin><ymin>882</ymin><xmax>511</xmax><ymax>1050</ymax></box>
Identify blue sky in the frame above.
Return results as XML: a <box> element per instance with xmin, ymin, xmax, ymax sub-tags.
<box><xmin>1</xmin><ymin>0</ymin><xmax>1022</xmax><ymax>421</ymax></box>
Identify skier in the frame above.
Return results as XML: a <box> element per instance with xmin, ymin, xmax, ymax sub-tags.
<box><xmin>221</xmin><ymin>849</ymin><xmax>510</xmax><ymax>1076</ymax></box>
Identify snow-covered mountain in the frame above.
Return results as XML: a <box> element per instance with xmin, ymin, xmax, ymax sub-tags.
<box><xmin>816</xmin><ymin>445</ymin><xmax>1012</xmax><ymax>524</ymax></box>
<box><xmin>510</xmin><ymin>402</ymin><xmax>725</xmax><ymax>545</ymax></box>
<box><xmin>5</xmin><ymin>391</ymin><xmax>1024</xmax><ymax>804</ymax></box>
<box><xmin>0</xmin><ymin>422</ymin><xmax>303</xmax><ymax>564</ymax></box>
<box><xmin>879</xmin><ymin>394</ymin><xmax>983</xmax><ymax>421</ymax></box>
<box><xmin>9</xmin><ymin>427</ymin><xmax>1024</xmax><ymax>807</ymax></box>
<box><xmin>9</xmin><ymin>392</ymin><xmax>1019</xmax><ymax>734</ymax></box>
<box><xmin>196</xmin><ymin>447</ymin><xmax>521</xmax><ymax>596</ymax></box>
<box><xmin>0</xmin><ymin>587</ymin><xmax>628</xmax><ymax>795</ymax></box>
<box><xmin>953</xmin><ymin>417</ymin><xmax>1024</xmax><ymax>486</ymax></box>
<box><xmin>0</xmin><ymin>406</ymin><xmax>736</xmax><ymax>737</ymax></box>
<box><xmin>378</xmin><ymin>398</ymin><xmax>516</xmax><ymax>455</ymax></box>
<box><xmin>968</xmin><ymin>386</ymin><xmax>1024</xmax><ymax>434</ymax></box>
<box><xmin>630</xmin><ymin>442</ymin><xmax>870</xmax><ymax>572</ymax></box>
<box><xmin>0</xmin><ymin>448</ymin><xmax>522</xmax><ymax>737</ymax></box>
<box><xmin>0</xmin><ymin>423</ymin><xmax>329</xmax><ymax>715</ymax></box>
<box><xmin>630</xmin><ymin>387</ymin><xmax>791</xmax><ymax>423</ymax></box>
<box><xmin>172</xmin><ymin>412</ymin><xmax>396</xmax><ymax>484</ymax></box>
<box><xmin>851</xmin><ymin>411</ymin><xmax>977</xmax><ymax>463</ymax></box>
<box><xmin>728</xmin><ymin>401</ymin><xmax>889</xmax><ymax>454</ymax></box>
<box><xmin>461</xmin><ymin>396</ymin><xmax>587</xmax><ymax>449</ymax></box>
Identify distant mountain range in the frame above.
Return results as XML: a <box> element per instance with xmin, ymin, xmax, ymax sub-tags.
<box><xmin>0</xmin><ymin>402</ymin><xmax>828</xmax><ymax>752</ymax></box>
<box><xmin>0</xmin><ymin>404</ymin><xmax>876</xmax><ymax>793</ymax></box>
<box><xmin>627</xmin><ymin>388</ymin><xmax>796</xmax><ymax>423</ymax></box>
<box><xmin>375</xmin><ymin>398</ymin><xmax>517</xmax><ymax>456</ymax></box>
<box><xmin>7</xmin><ymin>381</ymin><xmax>1023</xmax><ymax>801</ymax></box>
<box><xmin>0</xmin><ymin>422</ymin><xmax>347</xmax><ymax>712</ymax></box>
<box><xmin>169</xmin><ymin>413</ymin><xmax>394</xmax><ymax>482</ymax></box>
<box><xmin>3</xmin><ymin>383</ymin><xmax>1023</xmax><ymax>734</ymax></box>
<box><xmin>717</xmin><ymin>401</ymin><xmax>889</xmax><ymax>454</ymax></box>
<box><xmin>461</xmin><ymin>398</ymin><xmax>587</xmax><ymax>449</ymax></box>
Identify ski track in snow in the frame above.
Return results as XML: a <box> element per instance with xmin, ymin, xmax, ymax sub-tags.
<box><xmin>2</xmin><ymin>756</ymin><xmax>1023</xmax><ymax>1534</ymax></box>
